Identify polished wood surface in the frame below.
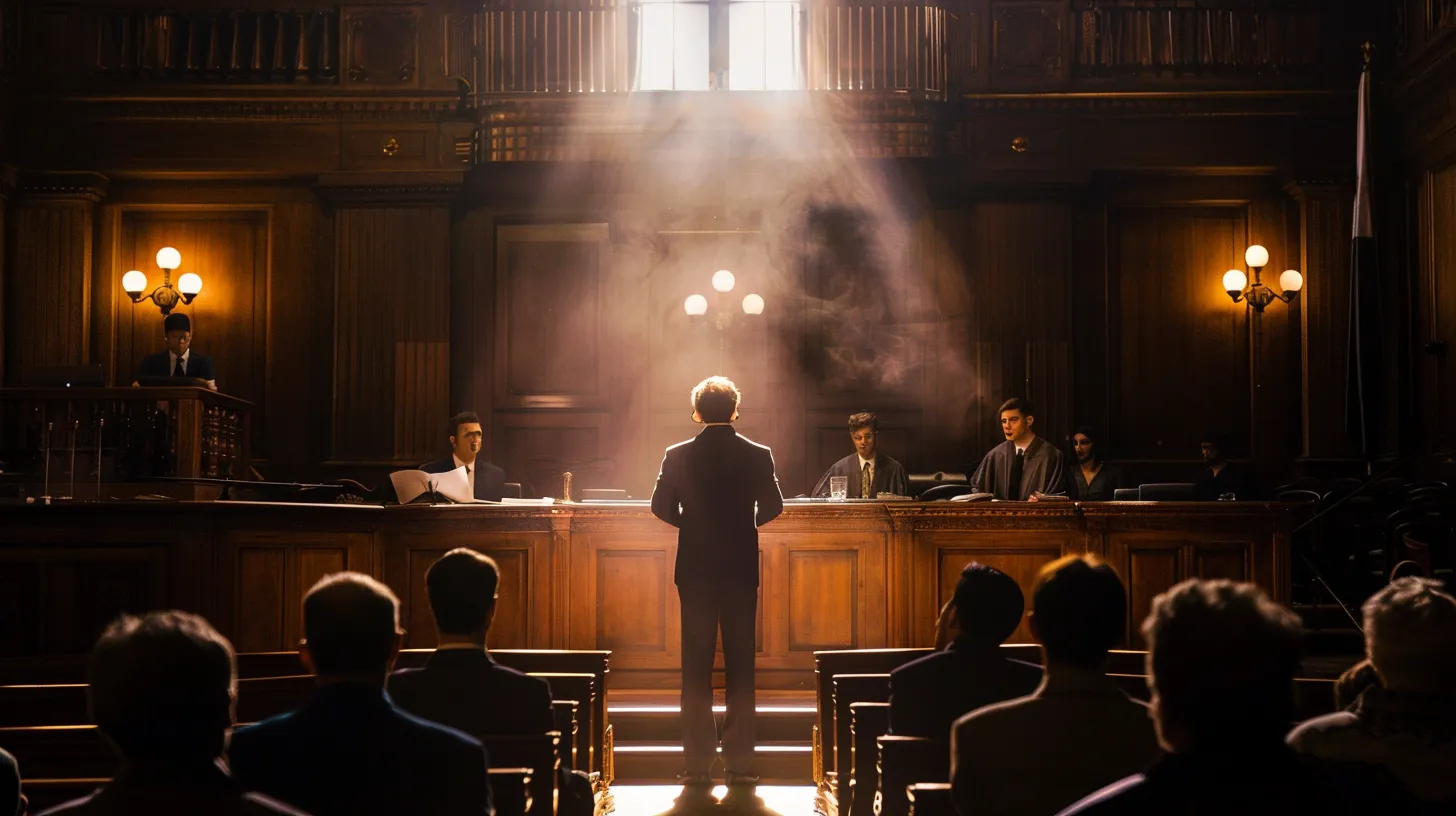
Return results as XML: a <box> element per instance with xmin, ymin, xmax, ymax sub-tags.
<box><xmin>0</xmin><ymin>500</ymin><xmax>1297</xmax><ymax>687</ymax></box>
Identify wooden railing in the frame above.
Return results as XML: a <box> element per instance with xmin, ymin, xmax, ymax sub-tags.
<box><xmin>480</xmin><ymin>0</ymin><xmax>629</xmax><ymax>94</ymax></box>
<box><xmin>1399</xmin><ymin>0</ymin><xmax>1456</xmax><ymax>63</ymax></box>
<box><xmin>1073</xmin><ymin>1</ymin><xmax>1325</xmax><ymax>77</ymax></box>
<box><xmin>94</xmin><ymin>9</ymin><xmax>338</xmax><ymax>82</ymax></box>
<box><xmin>806</xmin><ymin>2</ymin><xmax>948</xmax><ymax>94</ymax></box>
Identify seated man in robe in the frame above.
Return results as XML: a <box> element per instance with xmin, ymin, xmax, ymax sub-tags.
<box><xmin>811</xmin><ymin>411</ymin><xmax>909</xmax><ymax>498</ymax></box>
<box><xmin>970</xmin><ymin>397</ymin><xmax>1066</xmax><ymax>501</ymax></box>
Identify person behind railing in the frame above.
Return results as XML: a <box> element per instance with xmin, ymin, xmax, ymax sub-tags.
<box><xmin>969</xmin><ymin>398</ymin><xmax>1067</xmax><ymax>501</ymax></box>
<box><xmin>132</xmin><ymin>312</ymin><xmax>217</xmax><ymax>391</ymax></box>
<box><xmin>1068</xmin><ymin>426</ymin><xmax>1125</xmax><ymax>502</ymax></box>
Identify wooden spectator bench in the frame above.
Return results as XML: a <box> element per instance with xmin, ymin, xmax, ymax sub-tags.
<box><xmin>479</xmin><ymin>733</ymin><xmax>561</xmax><ymax>816</ymax></box>
<box><xmin>0</xmin><ymin>684</ymin><xmax>87</xmax><ymax>726</ymax></box>
<box><xmin>530</xmin><ymin>672</ymin><xmax>599</xmax><ymax>786</ymax></box>
<box><xmin>849</xmin><ymin>701</ymin><xmax>889</xmax><ymax>816</ymax></box>
<box><xmin>832</xmin><ymin>673</ymin><xmax>891</xmax><ymax>815</ymax></box>
<box><xmin>813</xmin><ymin>648</ymin><xmax>928</xmax><ymax>796</ymax></box>
<box><xmin>876</xmin><ymin>735</ymin><xmax>947</xmax><ymax>816</ymax></box>
<box><xmin>907</xmin><ymin>782</ymin><xmax>955</xmax><ymax>816</ymax></box>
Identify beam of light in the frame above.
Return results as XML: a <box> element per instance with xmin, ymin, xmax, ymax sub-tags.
<box><xmin>637</xmin><ymin>0</ymin><xmax>710</xmax><ymax>90</ymax></box>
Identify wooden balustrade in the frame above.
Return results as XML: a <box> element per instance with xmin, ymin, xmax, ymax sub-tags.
<box><xmin>1073</xmin><ymin>1</ymin><xmax>1327</xmax><ymax>77</ymax></box>
<box><xmin>93</xmin><ymin>8</ymin><xmax>338</xmax><ymax>82</ymax></box>
<box><xmin>806</xmin><ymin>2</ymin><xmax>948</xmax><ymax>94</ymax></box>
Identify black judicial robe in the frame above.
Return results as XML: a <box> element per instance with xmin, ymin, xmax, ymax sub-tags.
<box><xmin>970</xmin><ymin>436</ymin><xmax>1067</xmax><ymax>501</ymax></box>
<box><xmin>811</xmin><ymin>452</ymin><xmax>910</xmax><ymax>498</ymax></box>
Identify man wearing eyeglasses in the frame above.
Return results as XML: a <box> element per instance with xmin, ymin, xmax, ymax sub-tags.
<box><xmin>420</xmin><ymin>412</ymin><xmax>507</xmax><ymax>502</ymax></box>
<box><xmin>812</xmin><ymin>411</ymin><xmax>910</xmax><ymax>498</ymax></box>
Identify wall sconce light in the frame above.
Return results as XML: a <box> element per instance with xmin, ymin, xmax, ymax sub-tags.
<box><xmin>122</xmin><ymin>247</ymin><xmax>203</xmax><ymax>315</ymax></box>
<box><xmin>684</xmin><ymin>269</ymin><xmax>765</xmax><ymax>330</ymax></box>
<box><xmin>1223</xmin><ymin>244</ymin><xmax>1302</xmax><ymax>313</ymax></box>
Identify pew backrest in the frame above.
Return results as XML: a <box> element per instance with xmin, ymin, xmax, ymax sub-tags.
<box><xmin>906</xmin><ymin>782</ymin><xmax>955</xmax><ymax>816</ymax></box>
<box><xmin>876</xmin><ymin>735</ymin><xmax>948</xmax><ymax>816</ymax></box>
<box><xmin>814</xmin><ymin>649</ymin><xmax>928</xmax><ymax>784</ymax></box>
<box><xmin>849</xmin><ymin>701</ymin><xmax>889</xmax><ymax>816</ymax></box>
<box><xmin>832</xmin><ymin>674</ymin><xmax>891</xmax><ymax>813</ymax></box>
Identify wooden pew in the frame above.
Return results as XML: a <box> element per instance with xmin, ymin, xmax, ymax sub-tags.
<box><xmin>907</xmin><ymin>782</ymin><xmax>955</xmax><ymax>816</ymax></box>
<box><xmin>876</xmin><ymin>735</ymin><xmax>946</xmax><ymax>816</ymax></box>
<box><xmin>813</xmin><ymin>648</ymin><xmax>928</xmax><ymax>798</ymax></box>
<box><xmin>848</xmin><ymin>702</ymin><xmax>889</xmax><ymax>816</ymax></box>
<box><xmin>0</xmin><ymin>684</ymin><xmax>86</xmax><ymax>726</ymax></box>
<box><xmin>832</xmin><ymin>674</ymin><xmax>890</xmax><ymax>816</ymax></box>
<box><xmin>530</xmin><ymin>673</ymin><xmax>598</xmax><ymax>786</ymax></box>
<box><xmin>482</xmin><ymin>734</ymin><xmax>560</xmax><ymax>816</ymax></box>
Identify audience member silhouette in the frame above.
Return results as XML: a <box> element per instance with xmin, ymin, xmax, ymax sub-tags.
<box><xmin>389</xmin><ymin>548</ymin><xmax>594</xmax><ymax>816</ymax></box>
<box><xmin>1334</xmin><ymin>659</ymin><xmax>1381</xmax><ymax>711</ymax></box>
<box><xmin>390</xmin><ymin>548</ymin><xmax>554</xmax><ymax>736</ymax></box>
<box><xmin>2</xmin><ymin>747</ymin><xmax>24</xmax><ymax>816</ymax></box>
<box><xmin>38</xmin><ymin>611</ymin><xmax>305</xmax><ymax>816</ymax></box>
<box><xmin>1060</xmin><ymin>579</ymin><xmax>1403</xmax><ymax>815</ymax></box>
<box><xmin>951</xmin><ymin>555</ymin><xmax>1158</xmax><ymax>815</ymax></box>
<box><xmin>229</xmin><ymin>573</ymin><xmax>492</xmax><ymax>816</ymax></box>
<box><xmin>888</xmin><ymin>563</ymin><xmax>1042</xmax><ymax>740</ymax></box>
<box><xmin>1288</xmin><ymin>577</ymin><xmax>1456</xmax><ymax>807</ymax></box>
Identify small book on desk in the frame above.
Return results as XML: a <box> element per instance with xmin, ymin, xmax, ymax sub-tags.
<box><xmin>389</xmin><ymin>466</ymin><xmax>484</xmax><ymax>504</ymax></box>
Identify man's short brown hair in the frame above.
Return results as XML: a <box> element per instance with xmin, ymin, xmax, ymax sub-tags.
<box><xmin>448</xmin><ymin>411</ymin><xmax>481</xmax><ymax>439</ymax></box>
<box><xmin>691</xmin><ymin>376</ymin><xmax>741</xmax><ymax>423</ymax></box>
<box><xmin>427</xmin><ymin>548</ymin><xmax>501</xmax><ymax>635</ymax></box>
<box><xmin>1032</xmin><ymin>555</ymin><xmax>1127</xmax><ymax>668</ymax></box>
<box><xmin>303</xmin><ymin>572</ymin><xmax>400</xmax><ymax>676</ymax></box>
<box><xmin>848</xmin><ymin>412</ymin><xmax>879</xmax><ymax>432</ymax></box>
<box><xmin>999</xmin><ymin>397</ymin><xmax>1033</xmax><ymax>417</ymax></box>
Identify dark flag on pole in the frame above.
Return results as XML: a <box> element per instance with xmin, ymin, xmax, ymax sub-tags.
<box><xmin>1346</xmin><ymin>49</ymin><xmax>1380</xmax><ymax>463</ymax></box>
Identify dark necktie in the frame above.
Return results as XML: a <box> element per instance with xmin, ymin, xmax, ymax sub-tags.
<box><xmin>1010</xmin><ymin>449</ymin><xmax>1025</xmax><ymax>499</ymax></box>
<box><xmin>861</xmin><ymin>461</ymin><xmax>872</xmax><ymax>499</ymax></box>
<box><xmin>172</xmin><ymin>356</ymin><xmax>184</xmax><ymax>377</ymax></box>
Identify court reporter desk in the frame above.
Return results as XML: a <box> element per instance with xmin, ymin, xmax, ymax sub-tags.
<box><xmin>0</xmin><ymin>499</ymin><xmax>1296</xmax><ymax>688</ymax></box>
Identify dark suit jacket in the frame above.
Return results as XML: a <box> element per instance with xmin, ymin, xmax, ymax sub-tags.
<box><xmin>1195</xmin><ymin>463</ymin><xmax>1253</xmax><ymax>501</ymax></box>
<box><xmin>420</xmin><ymin>457</ymin><xmax>507</xmax><ymax>502</ymax></box>
<box><xmin>888</xmin><ymin>639</ymin><xmax>1043</xmax><ymax>741</ymax></box>
<box><xmin>136</xmin><ymin>350</ymin><xmax>216</xmax><ymax>382</ymax></box>
<box><xmin>389</xmin><ymin>648</ymin><xmax>554</xmax><ymax>737</ymax></box>
<box><xmin>228</xmin><ymin>682</ymin><xmax>491</xmax><ymax>816</ymax></box>
<box><xmin>811</xmin><ymin>452</ymin><xmax>910</xmax><ymax>498</ymax></box>
<box><xmin>650</xmin><ymin>424</ymin><xmax>783</xmax><ymax>587</ymax></box>
<box><xmin>38</xmin><ymin>760</ymin><xmax>308</xmax><ymax>816</ymax></box>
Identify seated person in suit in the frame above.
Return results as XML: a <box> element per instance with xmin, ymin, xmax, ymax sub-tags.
<box><xmin>888</xmin><ymin>562</ymin><xmax>1043</xmax><ymax>740</ymax></box>
<box><xmin>390</xmin><ymin>548</ymin><xmax>553</xmax><ymax>735</ymax></box>
<box><xmin>811</xmin><ymin>411</ymin><xmax>909</xmax><ymax>498</ymax></box>
<box><xmin>970</xmin><ymin>398</ymin><xmax>1066</xmax><ymax>501</ymax></box>
<box><xmin>951</xmin><ymin>556</ymin><xmax>1159</xmax><ymax>816</ymax></box>
<box><xmin>40</xmin><ymin>611</ymin><xmax>304</xmax><ymax>816</ymax></box>
<box><xmin>1194</xmin><ymin>431</ymin><xmax>1252</xmax><ymax>500</ymax></box>
<box><xmin>1069</xmin><ymin>425</ymin><xmax>1126</xmax><ymax>501</ymax></box>
<box><xmin>132</xmin><ymin>312</ymin><xmax>217</xmax><ymax>391</ymax></box>
<box><xmin>420</xmin><ymin>412</ymin><xmax>507</xmax><ymax>502</ymax></box>
<box><xmin>229</xmin><ymin>573</ymin><xmax>491</xmax><ymax>816</ymax></box>
<box><xmin>1061</xmin><ymin>580</ymin><xmax>1400</xmax><ymax>815</ymax></box>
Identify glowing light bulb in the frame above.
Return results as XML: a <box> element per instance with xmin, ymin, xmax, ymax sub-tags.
<box><xmin>1244</xmin><ymin>245</ymin><xmax>1269</xmax><ymax>269</ymax></box>
<box><xmin>1279</xmin><ymin>269</ymin><xmax>1303</xmax><ymax>294</ymax></box>
<box><xmin>156</xmin><ymin>247</ymin><xmax>182</xmax><ymax>271</ymax></box>
<box><xmin>178</xmin><ymin>273</ymin><xmax>203</xmax><ymax>296</ymax></box>
<box><xmin>684</xmin><ymin>294</ymin><xmax>708</xmax><ymax>316</ymax></box>
<box><xmin>1223</xmin><ymin>269</ymin><xmax>1248</xmax><ymax>294</ymax></box>
<box><xmin>122</xmin><ymin>270</ymin><xmax>148</xmax><ymax>296</ymax></box>
<box><xmin>742</xmin><ymin>294</ymin><xmax>765</xmax><ymax>315</ymax></box>
<box><xmin>711</xmin><ymin>270</ymin><xmax>736</xmax><ymax>293</ymax></box>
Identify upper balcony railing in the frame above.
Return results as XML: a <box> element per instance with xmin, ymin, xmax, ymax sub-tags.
<box><xmin>1397</xmin><ymin>0</ymin><xmax>1456</xmax><ymax>66</ymax></box>
<box><xmin>11</xmin><ymin>1</ymin><xmax>1349</xmax><ymax>99</ymax></box>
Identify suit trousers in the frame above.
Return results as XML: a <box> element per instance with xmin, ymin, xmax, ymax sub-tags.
<box><xmin>678</xmin><ymin>581</ymin><xmax>757</xmax><ymax>777</ymax></box>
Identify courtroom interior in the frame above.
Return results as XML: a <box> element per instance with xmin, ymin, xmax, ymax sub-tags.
<box><xmin>3</xmin><ymin>0</ymin><xmax>1456</xmax><ymax>814</ymax></box>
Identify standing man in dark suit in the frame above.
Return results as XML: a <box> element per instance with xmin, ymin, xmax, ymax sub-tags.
<box><xmin>421</xmin><ymin>412</ymin><xmax>507</xmax><ymax>502</ymax></box>
<box><xmin>229</xmin><ymin>572</ymin><xmax>491</xmax><ymax>816</ymax></box>
<box><xmin>811</xmin><ymin>411</ymin><xmax>910</xmax><ymax>498</ymax></box>
<box><xmin>651</xmin><ymin>376</ymin><xmax>784</xmax><ymax>807</ymax></box>
<box><xmin>132</xmin><ymin>312</ymin><xmax>217</xmax><ymax>390</ymax></box>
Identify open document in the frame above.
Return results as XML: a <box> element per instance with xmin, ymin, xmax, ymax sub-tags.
<box><xmin>390</xmin><ymin>466</ymin><xmax>481</xmax><ymax>504</ymax></box>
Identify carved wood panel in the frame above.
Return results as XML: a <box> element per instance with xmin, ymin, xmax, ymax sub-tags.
<box><xmin>332</xmin><ymin>206</ymin><xmax>451</xmax><ymax>464</ymax></box>
<box><xmin>494</xmin><ymin>224</ymin><xmax>610</xmax><ymax>410</ymax></box>
<box><xmin>216</xmin><ymin>529</ymin><xmax>372</xmax><ymax>653</ymax></box>
<box><xmin>342</xmin><ymin>6</ymin><xmax>419</xmax><ymax>87</ymax></box>
<box><xmin>494</xmin><ymin>412</ymin><xmax>611</xmax><ymax>499</ymax></box>
<box><xmin>1121</xmin><ymin>543</ymin><xmax>1181</xmax><ymax>648</ymax></box>
<box><xmin>934</xmin><ymin>542</ymin><xmax>1064</xmax><ymax>643</ymax></box>
<box><xmin>6</xmin><ymin>195</ymin><xmax>99</xmax><ymax>382</ymax></box>
<box><xmin>786</xmin><ymin>549</ymin><xmax>857</xmax><ymax>651</ymax></box>
<box><xmin>1110</xmin><ymin>206</ymin><xmax>1251</xmax><ymax>464</ymax></box>
<box><xmin>596</xmin><ymin>550</ymin><xmax>669</xmax><ymax>652</ymax></box>
<box><xmin>991</xmin><ymin>1</ymin><xmax>1067</xmax><ymax>86</ymax></box>
<box><xmin>396</xmin><ymin>546</ymin><xmax>529</xmax><ymax>650</ymax></box>
<box><xmin>1419</xmin><ymin>163</ymin><xmax>1456</xmax><ymax>452</ymax></box>
<box><xmin>0</xmin><ymin>546</ymin><xmax>167</xmax><ymax>657</ymax></box>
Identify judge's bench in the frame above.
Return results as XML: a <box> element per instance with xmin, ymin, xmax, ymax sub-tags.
<box><xmin>0</xmin><ymin>498</ymin><xmax>1296</xmax><ymax>687</ymax></box>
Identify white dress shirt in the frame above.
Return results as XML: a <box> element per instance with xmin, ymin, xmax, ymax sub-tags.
<box><xmin>168</xmin><ymin>349</ymin><xmax>190</xmax><ymax>375</ymax></box>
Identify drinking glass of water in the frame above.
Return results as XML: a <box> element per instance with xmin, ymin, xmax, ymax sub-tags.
<box><xmin>830</xmin><ymin>476</ymin><xmax>848</xmax><ymax>501</ymax></box>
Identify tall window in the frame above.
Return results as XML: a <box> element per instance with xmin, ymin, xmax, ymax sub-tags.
<box><xmin>634</xmin><ymin>0</ymin><xmax>802</xmax><ymax>91</ymax></box>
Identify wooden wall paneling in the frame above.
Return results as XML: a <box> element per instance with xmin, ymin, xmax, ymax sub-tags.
<box><xmin>493</xmin><ymin>224</ymin><xmax>611</xmax><ymax>411</ymax></box>
<box><xmin>267</xmin><ymin>200</ymin><xmax>333</xmax><ymax>473</ymax></box>
<box><xmin>805</xmin><ymin>408</ymin><xmax>923</xmax><ymax>493</ymax></box>
<box><xmin>451</xmin><ymin>208</ymin><xmax>495</xmax><ymax>419</ymax></box>
<box><xmin>494</xmin><ymin>411</ymin><xmax>611</xmax><ymax>500</ymax></box>
<box><xmin>1070</xmin><ymin>202</ymin><xmax>1111</xmax><ymax>436</ymax></box>
<box><xmin>383</xmin><ymin>527</ymin><xmax>554</xmax><ymax>650</ymax></box>
<box><xmin>113</xmin><ymin>208</ymin><xmax>270</xmax><ymax>445</ymax></box>
<box><xmin>332</xmin><ymin>205</ymin><xmax>452</xmax><ymax>465</ymax></box>
<box><xmin>215</xmin><ymin>527</ymin><xmax>375</xmax><ymax>653</ymax></box>
<box><xmin>567</xmin><ymin>522</ymin><xmax>681</xmax><ymax>677</ymax></box>
<box><xmin>989</xmin><ymin>1</ymin><xmax>1069</xmax><ymax>88</ymax></box>
<box><xmin>1292</xmin><ymin>183</ymin><xmax>1357</xmax><ymax>460</ymax></box>
<box><xmin>1419</xmin><ymin>163</ymin><xmax>1456</xmax><ymax>452</ymax></box>
<box><xmin>0</xmin><ymin>545</ymin><xmax>169</xmax><ymax>657</ymax></box>
<box><xmin>766</xmin><ymin>530</ymin><xmax>888</xmax><ymax>663</ymax></box>
<box><xmin>1245</xmin><ymin>197</ymin><xmax>1302</xmax><ymax>484</ymax></box>
<box><xmin>921</xmin><ymin>531</ymin><xmax>1069</xmax><ymax>644</ymax></box>
<box><xmin>0</xmin><ymin>169</ymin><xmax>10</xmax><ymax>385</ymax></box>
<box><xmin>4</xmin><ymin>173</ymin><xmax>107</xmax><ymax>385</ymax></box>
<box><xmin>1109</xmin><ymin>205</ymin><xmax>1251</xmax><ymax>468</ymax></box>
